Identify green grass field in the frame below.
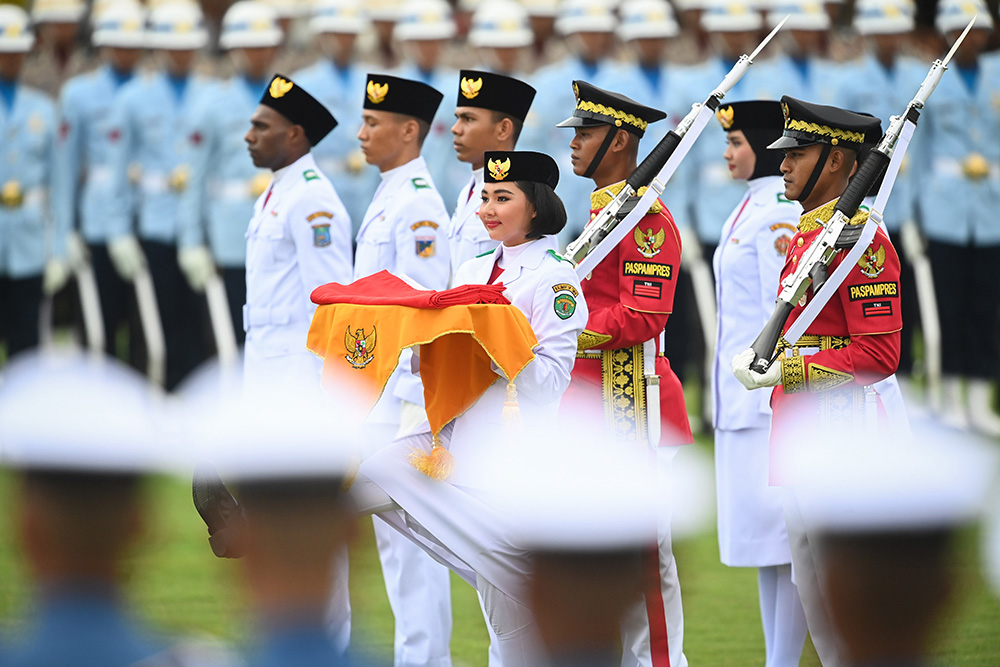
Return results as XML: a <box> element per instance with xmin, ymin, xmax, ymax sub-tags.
<box><xmin>1</xmin><ymin>441</ymin><xmax>999</xmax><ymax>666</ymax></box>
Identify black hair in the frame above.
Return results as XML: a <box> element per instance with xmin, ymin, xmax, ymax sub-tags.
<box><xmin>490</xmin><ymin>110</ymin><xmax>524</xmax><ymax>145</ymax></box>
<box><xmin>517</xmin><ymin>180</ymin><xmax>567</xmax><ymax>239</ymax></box>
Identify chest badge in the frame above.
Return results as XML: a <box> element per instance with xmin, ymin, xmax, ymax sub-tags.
<box><xmin>344</xmin><ymin>325</ymin><xmax>377</xmax><ymax>369</ymax></box>
<box><xmin>634</xmin><ymin>226</ymin><xmax>665</xmax><ymax>259</ymax></box>
<box><xmin>857</xmin><ymin>244</ymin><xmax>886</xmax><ymax>279</ymax></box>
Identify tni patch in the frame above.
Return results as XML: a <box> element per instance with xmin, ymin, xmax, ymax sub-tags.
<box><xmin>554</xmin><ymin>294</ymin><xmax>577</xmax><ymax>320</ymax></box>
<box><xmin>862</xmin><ymin>300</ymin><xmax>893</xmax><ymax>318</ymax></box>
<box><xmin>312</xmin><ymin>224</ymin><xmax>332</xmax><ymax>247</ymax></box>
<box><xmin>416</xmin><ymin>236</ymin><xmax>436</xmax><ymax>258</ymax></box>
<box><xmin>632</xmin><ymin>280</ymin><xmax>662</xmax><ymax>299</ymax></box>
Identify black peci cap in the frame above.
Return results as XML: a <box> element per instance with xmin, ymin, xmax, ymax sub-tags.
<box><xmin>768</xmin><ymin>96</ymin><xmax>882</xmax><ymax>150</ymax></box>
<box><xmin>483</xmin><ymin>150</ymin><xmax>559</xmax><ymax>189</ymax></box>
<box><xmin>456</xmin><ymin>70</ymin><xmax>536</xmax><ymax>122</ymax></box>
<box><xmin>364</xmin><ymin>73</ymin><xmax>444</xmax><ymax>125</ymax></box>
<box><xmin>259</xmin><ymin>74</ymin><xmax>337</xmax><ymax>146</ymax></box>
<box><xmin>556</xmin><ymin>80</ymin><xmax>666</xmax><ymax>137</ymax></box>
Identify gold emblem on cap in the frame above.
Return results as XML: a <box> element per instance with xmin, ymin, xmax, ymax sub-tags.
<box><xmin>572</xmin><ymin>82</ymin><xmax>580</xmax><ymax>101</ymax></box>
<box><xmin>716</xmin><ymin>105</ymin><xmax>735</xmax><ymax>130</ymax></box>
<box><xmin>781</xmin><ymin>101</ymin><xmax>790</xmax><ymax>124</ymax></box>
<box><xmin>367</xmin><ymin>80</ymin><xmax>389</xmax><ymax>104</ymax></box>
<box><xmin>460</xmin><ymin>77</ymin><xmax>483</xmax><ymax>100</ymax></box>
<box><xmin>269</xmin><ymin>77</ymin><xmax>294</xmax><ymax>99</ymax></box>
<box><xmin>488</xmin><ymin>157</ymin><xmax>511</xmax><ymax>180</ymax></box>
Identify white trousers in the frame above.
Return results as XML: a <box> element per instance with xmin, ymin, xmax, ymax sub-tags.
<box><xmin>758</xmin><ymin>565</ymin><xmax>808</xmax><ymax>667</ymax></box>
<box><xmin>619</xmin><ymin>447</ymin><xmax>687</xmax><ymax>667</ymax></box>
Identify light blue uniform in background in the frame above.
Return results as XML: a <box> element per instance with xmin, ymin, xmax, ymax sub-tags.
<box><xmin>0</xmin><ymin>83</ymin><xmax>58</xmax><ymax>278</ymax></box>
<box><xmin>394</xmin><ymin>64</ymin><xmax>464</xmax><ymax>212</ymax></box>
<box><xmin>178</xmin><ymin>75</ymin><xmax>269</xmax><ymax>268</ymax></box>
<box><xmin>294</xmin><ymin>59</ymin><xmax>381</xmax><ymax>234</ymax></box>
<box><xmin>54</xmin><ymin>65</ymin><xmax>134</xmax><ymax>247</ymax></box>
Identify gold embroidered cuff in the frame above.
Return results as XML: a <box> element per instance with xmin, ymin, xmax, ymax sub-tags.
<box><xmin>578</xmin><ymin>330</ymin><xmax>613</xmax><ymax>351</ymax></box>
<box><xmin>807</xmin><ymin>364</ymin><xmax>854</xmax><ymax>392</ymax></box>
<box><xmin>781</xmin><ymin>355</ymin><xmax>807</xmax><ymax>394</ymax></box>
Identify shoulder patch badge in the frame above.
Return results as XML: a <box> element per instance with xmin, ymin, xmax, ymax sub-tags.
<box><xmin>554</xmin><ymin>293</ymin><xmax>577</xmax><ymax>320</ymax></box>
<box><xmin>551</xmin><ymin>283</ymin><xmax>579</xmax><ymax>298</ymax></box>
<box><xmin>411</xmin><ymin>177</ymin><xmax>431</xmax><ymax>190</ymax></box>
<box><xmin>410</xmin><ymin>220</ymin><xmax>439</xmax><ymax>231</ymax></box>
<box><xmin>415</xmin><ymin>237</ymin><xmax>436</xmax><ymax>258</ymax></box>
<box><xmin>634</xmin><ymin>226</ymin><xmax>665</xmax><ymax>258</ymax></box>
<box><xmin>775</xmin><ymin>234</ymin><xmax>791</xmax><ymax>256</ymax></box>
<box><xmin>303</xmin><ymin>169</ymin><xmax>320</xmax><ymax>182</ymax></box>
<box><xmin>307</xmin><ymin>211</ymin><xmax>333</xmax><ymax>222</ymax></box>
<box><xmin>857</xmin><ymin>243</ymin><xmax>886</xmax><ymax>279</ymax></box>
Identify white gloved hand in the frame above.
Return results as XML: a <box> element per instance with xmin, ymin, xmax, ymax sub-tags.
<box><xmin>43</xmin><ymin>258</ymin><xmax>71</xmax><ymax>295</ymax></box>
<box><xmin>108</xmin><ymin>235</ymin><xmax>147</xmax><ymax>281</ymax></box>
<box><xmin>732</xmin><ymin>348</ymin><xmax>782</xmax><ymax>390</ymax></box>
<box><xmin>66</xmin><ymin>231</ymin><xmax>89</xmax><ymax>269</ymax></box>
<box><xmin>178</xmin><ymin>245</ymin><xmax>216</xmax><ymax>292</ymax></box>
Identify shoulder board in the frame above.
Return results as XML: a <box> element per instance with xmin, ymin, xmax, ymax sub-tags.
<box><xmin>547</xmin><ymin>249</ymin><xmax>574</xmax><ymax>265</ymax></box>
<box><xmin>475</xmin><ymin>248</ymin><xmax>496</xmax><ymax>258</ymax></box>
<box><xmin>411</xmin><ymin>177</ymin><xmax>432</xmax><ymax>190</ymax></box>
<box><xmin>635</xmin><ymin>186</ymin><xmax>664</xmax><ymax>215</ymax></box>
<box><xmin>303</xmin><ymin>169</ymin><xmax>321</xmax><ymax>182</ymax></box>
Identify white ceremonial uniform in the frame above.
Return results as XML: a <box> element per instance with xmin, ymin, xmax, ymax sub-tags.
<box><xmin>356</xmin><ymin>238</ymin><xmax>588</xmax><ymax>666</ymax></box>
<box><xmin>712</xmin><ymin>174</ymin><xmax>800</xmax><ymax>566</ymax></box>
<box><xmin>354</xmin><ymin>154</ymin><xmax>454</xmax><ymax>667</ymax></box>
<box><xmin>712</xmin><ymin>174</ymin><xmax>809</xmax><ymax>667</ymax></box>
<box><xmin>448</xmin><ymin>167</ymin><xmax>494</xmax><ymax>273</ymax></box>
<box><xmin>243</xmin><ymin>152</ymin><xmax>353</xmax><ymax>387</ymax></box>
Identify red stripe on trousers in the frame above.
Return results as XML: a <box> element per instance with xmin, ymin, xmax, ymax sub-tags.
<box><xmin>643</xmin><ymin>544</ymin><xmax>671</xmax><ymax>667</ymax></box>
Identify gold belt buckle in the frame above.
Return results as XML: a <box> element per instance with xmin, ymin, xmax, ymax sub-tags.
<box><xmin>169</xmin><ymin>165</ymin><xmax>190</xmax><ymax>192</ymax></box>
<box><xmin>1</xmin><ymin>180</ymin><xmax>23</xmax><ymax>208</ymax></box>
<box><xmin>963</xmin><ymin>153</ymin><xmax>990</xmax><ymax>181</ymax></box>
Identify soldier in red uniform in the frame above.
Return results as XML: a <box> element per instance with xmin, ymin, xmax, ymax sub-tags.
<box><xmin>557</xmin><ymin>80</ymin><xmax>691</xmax><ymax>667</ymax></box>
<box><xmin>733</xmin><ymin>96</ymin><xmax>899</xmax><ymax>667</ymax></box>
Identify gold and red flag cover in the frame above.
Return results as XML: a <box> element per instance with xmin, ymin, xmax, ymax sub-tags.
<box><xmin>307</xmin><ymin>270</ymin><xmax>539</xmax><ymax>439</ymax></box>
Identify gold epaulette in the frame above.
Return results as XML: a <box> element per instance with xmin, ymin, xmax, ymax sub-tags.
<box><xmin>590</xmin><ymin>181</ymin><xmax>663</xmax><ymax>216</ymax></box>
<box><xmin>798</xmin><ymin>199</ymin><xmax>868</xmax><ymax>234</ymax></box>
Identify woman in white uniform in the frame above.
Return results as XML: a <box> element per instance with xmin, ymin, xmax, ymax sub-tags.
<box><xmin>710</xmin><ymin>101</ymin><xmax>808</xmax><ymax>667</ymax></box>
<box><xmin>352</xmin><ymin>150</ymin><xmax>588</xmax><ymax>666</ymax></box>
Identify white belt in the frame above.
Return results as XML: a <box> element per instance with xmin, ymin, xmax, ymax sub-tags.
<box><xmin>86</xmin><ymin>166</ymin><xmax>112</xmax><ymax>186</ymax></box>
<box><xmin>141</xmin><ymin>172</ymin><xmax>168</xmax><ymax>194</ymax></box>
<box><xmin>242</xmin><ymin>304</ymin><xmax>307</xmax><ymax>331</ymax></box>
<box><xmin>217</xmin><ymin>179</ymin><xmax>253</xmax><ymax>201</ymax></box>
<box><xmin>933</xmin><ymin>157</ymin><xmax>1000</xmax><ymax>180</ymax></box>
<box><xmin>700</xmin><ymin>162</ymin><xmax>732</xmax><ymax>185</ymax></box>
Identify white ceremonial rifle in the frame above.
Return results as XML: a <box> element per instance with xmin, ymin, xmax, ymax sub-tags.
<box><xmin>566</xmin><ymin>15</ymin><xmax>789</xmax><ymax>278</ymax></box>
<box><xmin>749</xmin><ymin>16</ymin><xmax>978</xmax><ymax>374</ymax></box>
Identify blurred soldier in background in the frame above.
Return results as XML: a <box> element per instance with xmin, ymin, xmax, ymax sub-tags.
<box><xmin>178</xmin><ymin>0</ymin><xmax>284</xmax><ymax>348</ymax></box>
<box><xmin>521</xmin><ymin>0</ymin><xmax>561</xmax><ymax>64</ymax></box>
<box><xmin>54</xmin><ymin>1</ymin><xmax>147</xmax><ymax>362</ymax></box>
<box><xmin>833</xmin><ymin>0</ymin><xmax>924</xmax><ymax>383</ymax></box>
<box><xmin>467</xmin><ymin>0</ymin><xmax>534</xmax><ymax>76</ymax></box>
<box><xmin>105</xmin><ymin>1</ymin><xmax>216</xmax><ymax>391</ymax></box>
<box><xmin>355</xmin><ymin>72</ymin><xmax>455</xmax><ymax>667</ymax></box>
<box><xmin>393</xmin><ymin>0</ymin><xmax>464</xmax><ymax>208</ymax></box>
<box><xmin>527</xmin><ymin>0</ymin><xmax>619</xmax><ymax>239</ymax></box>
<box><xmin>0</xmin><ymin>353</ymin><xmax>236</xmax><ymax>667</ymax></box>
<box><xmin>763</xmin><ymin>0</ymin><xmax>840</xmax><ymax>104</ymax></box>
<box><xmin>0</xmin><ymin>6</ymin><xmax>59</xmax><ymax>364</ymax></box>
<box><xmin>448</xmin><ymin>70</ymin><xmax>536</xmax><ymax>270</ymax></box>
<box><xmin>914</xmin><ymin>0</ymin><xmax>1000</xmax><ymax>436</ymax></box>
<box><xmin>23</xmin><ymin>0</ymin><xmax>90</xmax><ymax>97</ymax></box>
<box><xmin>294</xmin><ymin>0</ymin><xmax>380</xmax><ymax>234</ymax></box>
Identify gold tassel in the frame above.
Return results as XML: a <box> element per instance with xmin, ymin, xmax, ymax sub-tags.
<box><xmin>408</xmin><ymin>433</ymin><xmax>455</xmax><ymax>480</ymax></box>
<box><xmin>502</xmin><ymin>379</ymin><xmax>522</xmax><ymax>431</ymax></box>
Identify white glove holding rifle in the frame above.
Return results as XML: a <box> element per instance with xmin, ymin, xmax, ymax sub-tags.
<box><xmin>108</xmin><ymin>235</ymin><xmax>147</xmax><ymax>281</ymax></box>
<box><xmin>733</xmin><ymin>348</ymin><xmax>781</xmax><ymax>390</ymax></box>
<box><xmin>178</xmin><ymin>245</ymin><xmax>216</xmax><ymax>292</ymax></box>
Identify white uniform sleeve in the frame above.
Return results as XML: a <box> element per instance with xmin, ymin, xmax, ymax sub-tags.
<box><xmin>391</xmin><ymin>190</ymin><xmax>451</xmax><ymax>290</ymax></box>
<box><xmin>285</xmin><ymin>183</ymin><xmax>354</xmax><ymax>317</ymax></box>
<box><xmin>513</xmin><ymin>260</ymin><xmax>589</xmax><ymax>404</ymax></box>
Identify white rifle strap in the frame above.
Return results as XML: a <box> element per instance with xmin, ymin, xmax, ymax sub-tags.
<box><xmin>575</xmin><ymin>104</ymin><xmax>715</xmax><ymax>278</ymax></box>
<box><xmin>783</xmin><ymin>119</ymin><xmax>916</xmax><ymax>345</ymax></box>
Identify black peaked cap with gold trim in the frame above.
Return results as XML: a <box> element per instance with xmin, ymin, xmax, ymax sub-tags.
<box><xmin>260</xmin><ymin>74</ymin><xmax>337</xmax><ymax>146</ymax></box>
<box><xmin>484</xmin><ymin>150</ymin><xmax>559</xmax><ymax>189</ymax></box>
<box><xmin>364</xmin><ymin>73</ymin><xmax>443</xmax><ymax>125</ymax></box>
<box><xmin>456</xmin><ymin>70</ymin><xmax>536</xmax><ymax>122</ymax></box>
<box><xmin>556</xmin><ymin>80</ymin><xmax>666</xmax><ymax>137</ymax></box>
<box><xmin>768</xmin><ymin>96</ymin><xmax>881</xmax><ymax>150</ymax></box>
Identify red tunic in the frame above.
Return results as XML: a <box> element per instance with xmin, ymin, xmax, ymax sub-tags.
<box><xmin>560</xmin><ymin>182</ymin><xmax>693</xmax><ymax>446</ymax></box>
<box><xmin>769</xmin><ymin>200</ymin><xmax>902</xmax><ymax>477</ymax></box>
